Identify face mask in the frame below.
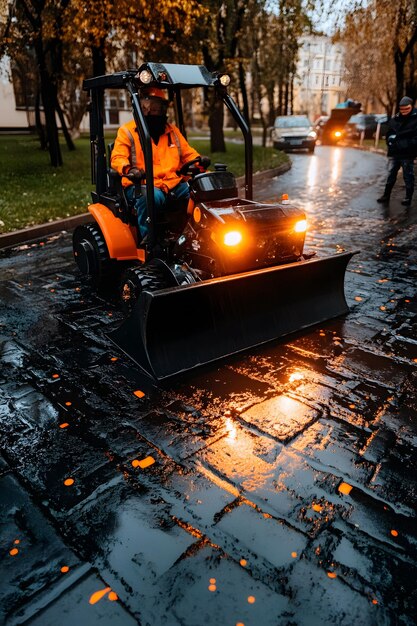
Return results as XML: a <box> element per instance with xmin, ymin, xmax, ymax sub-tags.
<box><xmin>146</xmin><ymin>115</ymin><xmax>167</xmax><ymax>143</ymax></box>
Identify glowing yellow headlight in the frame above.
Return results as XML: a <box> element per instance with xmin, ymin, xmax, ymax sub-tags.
<box><xmin>223</xmin><ymin>231</ymin><xmax>242</xmax><ymax>246</ymax></box>
<box><xmin>334</xmin><ymin>130</ymin><xmax>342</xmax><ymax>138</ymax></box>
<box><xmin>294</xmin><ymin>219</ymin><xmax>307</xmax><ymax>233</ymax></box>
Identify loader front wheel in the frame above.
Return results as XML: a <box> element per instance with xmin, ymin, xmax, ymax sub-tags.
<box><xmin>120</xmin><ymin>264</ymin><xmax>169</xmax><ymax>315</ymax></box>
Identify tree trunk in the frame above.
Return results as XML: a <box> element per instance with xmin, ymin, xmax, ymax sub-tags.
<box><xmin>36</xmin><ymin>42</ymin><xmax>62</xmax><ymax>166</ymax></box>
<box><xmin>238</xmin><ymin>61</ymin><xmax>250</xmax><ymax>126</ymax></box>
<box><xmin>394</xmin><ymin>52</ymin><xmax>404</xmax><ymax>103</ymax></box>
<box><xmin>55</xmin><ymin>96</ymin><xmax>75</xmax><ymax>151</ymax></box>
<box><xmin>35</xmin><ymin>90</ymin><xmax>47</xmax><ymax>150</ymax></box>
<box><xmin>92</xmin><ymin>42</ymin><xmax>106</xmax><ymax>77</ymax></box>
<box><xmin>209</xmin><ymin>94</ymin><xmax>226</xmax><ymax>153</ymax></box>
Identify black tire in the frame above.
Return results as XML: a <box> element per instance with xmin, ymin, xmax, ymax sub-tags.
<box><xmin>119</xmin><ymin>263</ymin><xmax>170</xmax><ymax>315</ymax></box>
<box><xmin>72</xmin><ymin>222</ymin><xmax>118</xmax><ymax>290</ymax></box>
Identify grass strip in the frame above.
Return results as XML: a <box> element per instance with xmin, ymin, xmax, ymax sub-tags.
<box><xmin>0</xmin><ymin>134</ymin><xmax>288</xmax><ymax>233</ymax></box>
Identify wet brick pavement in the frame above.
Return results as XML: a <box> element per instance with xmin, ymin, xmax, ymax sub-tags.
<box><xmin>1</xmin><ymin>147</ymin><xmax>417</xmax><ymax>625</ymax></box>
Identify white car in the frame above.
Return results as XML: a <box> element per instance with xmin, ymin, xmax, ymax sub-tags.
<box><xmin>271</xmin><ymin>115</ymin><xmax>317</xmax><ymax>153</ymax></box>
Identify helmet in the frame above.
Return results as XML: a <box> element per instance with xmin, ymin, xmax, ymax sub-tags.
<box><xmin>140</xmin><ymin>87</ymin><xmax>168</xmax><ymax>100</ymax></box>
<box><xmin>140</xmin><ymin>87</ymin><xmax>169</xmax><ymax>116</ymax></box>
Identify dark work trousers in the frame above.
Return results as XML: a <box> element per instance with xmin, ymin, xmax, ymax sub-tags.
<box><xmin>386</xmin><ymin>157</ymin><xmax>415</xmax><ymax>198</ymax></box>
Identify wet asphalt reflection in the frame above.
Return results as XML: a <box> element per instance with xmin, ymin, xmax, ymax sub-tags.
<box><xmin>1</xmin><ymin>146</ymin><xmax>417</xmax><ymax>625</ymax></box>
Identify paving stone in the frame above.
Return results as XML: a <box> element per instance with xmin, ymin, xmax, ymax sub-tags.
<box><xmin>239</xmin><ymin>394</ymin><xmax>320</xmax><ymax>442</ymax></box>
<box><xmin>18</xmin><ymin>571</ymin><xmax>137</xmax><ymax>626</ymax></box>
<box><xmin>215</xmin><ymin>501</ymin><xmax>308</xmax><ymax>569</ymax></box>
<box><xmin>285</xmin><ymin>559</ymin><xmax>394</xmax><ymax>626</ymax></box>
<box><xmin>156</xmin><ymin>467</ymin><xmax>236</xmax><ymax>525</ymax></box>
<box><xmin>147</xmin><ymin>544</ymin><xmax>292</xmax><ymax>626</ymax></box>
<box><xmin>329</xmin><ymin>347</ymin><xmax>409</xmax><ymax>389</ymax></box>
<box><xmin>290</xmin><ymin>418</ymin><xmax>376</xmax><ymax>484</ymax></box>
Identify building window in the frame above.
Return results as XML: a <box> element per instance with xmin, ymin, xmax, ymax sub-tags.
<box><xmin>11</xmin><ymin>55</ymin><xmax>37</xmax><ymax>110</ymax></box>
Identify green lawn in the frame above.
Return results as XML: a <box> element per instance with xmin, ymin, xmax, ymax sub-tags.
<box><xmin>0</xmin><ymin>134</ymin><xmax>288</xmax><ymax>233</ymax></box>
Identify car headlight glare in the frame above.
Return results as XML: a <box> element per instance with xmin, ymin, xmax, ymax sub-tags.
<box><xmin>334</xmin><ymin>130</ymin><xmax>342</xmax><ymax>138</ymax></box>
<box><xmin>224</xmin><ymin>230</ymin><xmax>242</xmax><ymax>246</ymax></box>
<box><xmin>308</xmin><ymin>131</ymin><xmax>317</xmax><ymax>139</ymax></box>
<box><xmin>294</xmin><ymin>219</ymin><xmax>307</xmax><ymax>233</ymax></box>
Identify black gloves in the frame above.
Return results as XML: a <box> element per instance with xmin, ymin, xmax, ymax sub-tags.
<box><xmin>199</xmin><ymin>156</ymin><xmax>211</xmax><ymax>170</ymax></box>
<box><xmin>126</xmin><ymin>167</ymin><xmax>145</xmax><ymax>181</ymax></box>
<box><xmin>387</xmin><ymin>134</ymin><xmax>396</xmax><ymax>147</ymax></box>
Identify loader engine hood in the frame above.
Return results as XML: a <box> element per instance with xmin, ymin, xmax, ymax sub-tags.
<box><xmin>175</xmin><ymin>197</ymin><xmax>307</xmax><ymax>277</ymax></box>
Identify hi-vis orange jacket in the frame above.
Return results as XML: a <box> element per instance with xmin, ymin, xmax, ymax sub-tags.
<box><xmin>111</xmin><ymin>119</ymin><xmax>200</xmax><ymax>191</ymax></box>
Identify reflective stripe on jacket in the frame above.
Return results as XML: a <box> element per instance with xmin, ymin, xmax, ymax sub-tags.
<box><xmin>110</xmin><ymin>119</ymin><xmax>200</xmax><ymax>189</ymax></box>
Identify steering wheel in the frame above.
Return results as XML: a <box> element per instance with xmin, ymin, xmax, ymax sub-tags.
<box><xmin>176</xmin><ymin>156</ymin><xmax>210</xmax><ymax>177</ymax></box>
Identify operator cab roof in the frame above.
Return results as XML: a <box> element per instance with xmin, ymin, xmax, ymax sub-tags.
<box><xmin>83</xmin><ymin>62</ymin><xmax>220</xmax><ymax>91</ymax></box>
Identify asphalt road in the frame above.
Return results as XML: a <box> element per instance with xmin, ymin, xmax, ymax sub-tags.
<box><xmin>1</xmin><ymin>146</ymin><xmax>417</xmax><ymax>626</ymax></box>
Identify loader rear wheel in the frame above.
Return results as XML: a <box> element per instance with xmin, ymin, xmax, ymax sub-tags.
<box><xmin>73</xmin><ymin>223</ymin><xmax>118</xmax><ymax>290</ymax></box>
<box><xmin>120</xmin><ymin>264</ymin><xmax>169</xmax><ymax>315</ymax></box>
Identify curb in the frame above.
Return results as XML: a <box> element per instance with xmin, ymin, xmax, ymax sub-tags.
<box><xmin>0</xmin><ymin>213</ymin><xmax>92</xmax><ymax>250</ymax></box>
<box><xmin>0</xmin><ymin>164</ymin><xmax>291</xmax><ymax>250</ymax></box>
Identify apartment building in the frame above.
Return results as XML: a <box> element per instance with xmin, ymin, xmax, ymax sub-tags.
<box><xmin>293</xmin><ymin>34</ymin><xmax>346</xmax><ymax>120</ymax></box>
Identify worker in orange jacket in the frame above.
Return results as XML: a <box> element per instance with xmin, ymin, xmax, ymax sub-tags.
<box><xmin>111</xmin><ymin>86</ymin><xmax>206</xmax><ymax>239</ymax></box>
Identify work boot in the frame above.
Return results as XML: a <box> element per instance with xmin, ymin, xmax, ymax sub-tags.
<box><xmin>401</xmin><ymin>197</ymin><xmax>412</xmax><ymax>206</ymax></box>
<box><xmin>401</xmin><ymin>188</ymin><xmax>413</xmax><ymax>206</ymax></box>
<box><xmin>377</xmin><ymin>184</ymin><xmax>394</xmax><ymax>204</ymax></box>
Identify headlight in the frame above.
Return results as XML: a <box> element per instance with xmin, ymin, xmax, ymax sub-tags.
<box><xmin>308</xmin><ymin>131</ymin><xmax>317</xmax><ymax>139</ymax></box>
<box><xmin>334</xmin><ymin>130</ymin><xmax>342</xmax><ymax>138</ymax></box>
<box><xmin>294</xmin><ymin>219</ymin><xmax>307</xmax><ymax>233</ymax></box>
<box><xmin>219</xmin><ymin>74</ymin><xmax>231</xmax><ymax>86</ymax></box>
<box><xmin>224</xmin><ymin>230</ymin><xmax>242</xmax><ymax>246</ymax></box>
<box><xmin>138</xmin><ymin>69</ymin><xmax>153</xmax><ymax>84</ymax></box>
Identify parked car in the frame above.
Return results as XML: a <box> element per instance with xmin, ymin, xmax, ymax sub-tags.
<box><xmin>271</xmin><ymin>115</ymin><xmax>317</xmax><ymax>153</ymax></box>
<box><xmin>345</xmin><ymin>114</ymin><xmax>378</xmax><ymax>139</ymax></box>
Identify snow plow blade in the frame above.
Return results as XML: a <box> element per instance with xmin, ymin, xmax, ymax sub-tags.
<box><xmin>108</xmin><ymin>252</ymin><xmax>356</xmax><ymax>380</ymax></box>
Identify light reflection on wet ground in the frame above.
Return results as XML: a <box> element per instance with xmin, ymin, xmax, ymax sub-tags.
<box><xmin>1</xmin><ymin>147</ymin><xmax>417</xmax><ymax>625</ymax></box>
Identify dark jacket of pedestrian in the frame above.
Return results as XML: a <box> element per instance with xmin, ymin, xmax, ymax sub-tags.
<box><xmin>386</xmin><ymin>108</ymin><xmax>417</xmax><ymax>159</ymax></box>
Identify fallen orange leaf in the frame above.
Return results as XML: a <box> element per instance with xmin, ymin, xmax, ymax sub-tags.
<box><xmin>64</xmin><ymin>478</ymin><xmax>74</xmax><ymax>486</ymax></box>
<box><xmin>133</xmin><ymin>390</ymin><xmax>145</xmax><ymax>398</ymax></box>
<box><xmin>89</xmin><ymin>587</ymin><xmax>111</xmax><ymax>605</ymax></box>
<box><xmin>108</xmin><ymin>591</ymin><xmax>118</xmax><ymax>601</ymax></box>
<box><xmin>390</xmin><ymin>529</ymin><xmax>398</xmax><ymax>537</ymax></box>
<box><xmin>338</xmin><ymin>482</ymin><xmax>353</xmax><ymax>495</ymax></box>
<box><xmin>327</xmin><ymin>572</ymin><xmax>337</xmax><ymax>579</ymax></box>
<box><xmin>9</xmin><ymin>548</ymin><xmax>19</xmax><ymax>556</ymax></box>
<box><xmin>61</xmin><ymin>566</ymin><xmax>69</xmax><ymax>573</ymax></box>
<box><xmin>132</xmin><ymin>456</ymin><xmax>155</xmax><ymax>469</ymax></box>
